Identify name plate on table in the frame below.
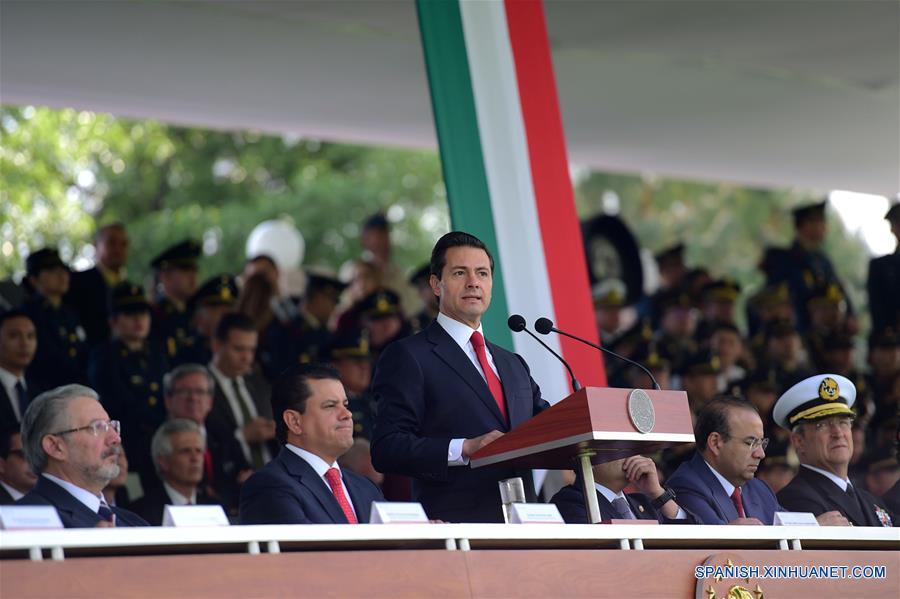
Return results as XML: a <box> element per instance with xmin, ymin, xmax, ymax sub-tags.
<box><xmin>369</xmin><ymin>501</ymin><xmax>429</xmax><ymax>524</ymax></box>
<box><xmin>0</xmin><ymin>506</ymin><xmax>63</xmax><ymax>530</ymax></box>
<box><xmin>163</xmin><ymin>505</ymin><xmax>230</xmax><ymax>527</ymax></box>
<box><xmin>509</xmin><ymin>503</ymin><xmax>564</xmax><ymax>524</ymax></box>
<box><xmin>774</xmin><ymin>511</ymin><xmax>819</xmax><ymax>526</ymax></box>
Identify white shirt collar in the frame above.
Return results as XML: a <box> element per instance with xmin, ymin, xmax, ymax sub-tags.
<box><xmin>163</xmin><ymin>481</ymin><xmax>197</xmax><ymax>505</ymax></box>
<box><xmin>703</xmin><ymin>459</ymin><xmax>737</xmax><ymax>497</ymax></box>
<box><xmin>801</xmin><ymin>464</ymin><xmax>850</xmax><ymax>491</ymax></box>
<box><xmin>285</xmin><ymin>443</ymin><xmax>340</xmax><ymax>478</ymax></box>
<box><xmin>0</xmin><ymin>480</ymin><xmax>24</xmax><ymax>501</ymax></box>
<box><xmin>42</xmin><ymin>473</ymin><xmax>102</xmax><ymax>513</ymax></box>
<box><xmin>437</xmin><ymin>312</ymin><xmax>483</xmax><ymax>350</ymax></box>
<box><xmin>0</xmin><ymin>366</ymin><xmax>22</xmax><ymax>389</ymax></box>
<box><xmin>593</xmin><ymin>482</ymin><xmax>627</xmax><ymax>503</ymax></box>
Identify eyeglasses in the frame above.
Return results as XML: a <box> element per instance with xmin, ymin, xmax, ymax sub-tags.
<box><xmin>741</xmin><ymin>437</ymin><xmax>769</xmax><ymax>451</ymax></box>
<box><xmin>814</xmin><ymin>417</ymin><xmax>853</xmax><ymax>432</ymax></box>
<box><xmin>50</xmin><ymin>419</ymin><xmax>121</xmax><ymax>437</ymax></box>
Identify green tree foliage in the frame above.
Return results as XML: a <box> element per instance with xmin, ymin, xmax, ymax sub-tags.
<box><xmin>1</xmin><ymin>106</ymin><xmax>449</xmax><ymax>285</ymax></box>
<box><xmin>574</xmin><ymin>171</ymin><xmax>871</xmax><ymax>325</ymax></box>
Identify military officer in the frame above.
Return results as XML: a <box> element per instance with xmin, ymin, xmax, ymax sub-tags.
<box><xmin>775</xmin><ymin>374</ymin><xmax>895</xmax><ymax>527</ymax></box>
<box><xmin>177</xmin><ymin>274</ymin><xmax>239</xmax><ymax>367</ymax></box>
<box><xmin>88</xmin><ymin>281</ymin><xmax>170</xmax><ymax>488</ymax></box>
<box><xmin>867</xmin><ymin>203</ymin><xmax>900</xmax><ymax>331</ymax></box>
<box><xmin>22</xmin><ymin>248</ymin><xmax>88</xmax><ymax>388</ymax></box>
<box><xmin>325</xmin><ymin>330</ymin><xmax>377</xmax><ymax>439</ymax></box>
<box><xmin>150</xmin><ymin>240</ymin><xmax>201</xmax><ymax>363</ymax></box>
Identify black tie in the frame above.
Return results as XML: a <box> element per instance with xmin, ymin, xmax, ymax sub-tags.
<box><xmin>231</xmin><ymin>378</ymin><xmax>264</xmax><ymax>469</ymax></box>
<box><xmin>98</xmin><ymin>501</ymin><xmax>115</xmax><ymax>523</ymax></box>
<box><xmin>845</xmin><ymin>484</ymin><xmax>868</xmax><ymax>524</ymax></box>
<box><xmin>15</xmin><ymin>380</ymin><xmax>28</xmax><ymax>419</ymax></box>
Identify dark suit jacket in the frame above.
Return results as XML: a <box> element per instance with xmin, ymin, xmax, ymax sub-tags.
<box><xmin>239</xmin><ymin>447</ymin><xmax>383</xmax><ymax>524</ymax></box>
<box><xmin>209</xmin><ymin>369</ymin><xmax>277</xmax><ymax>462</ymax></box>
<box><xmin>778</xmin><ymin>466</ymin><xmax>896</xmax><ymax>527</ymax></box>
<box><xmin>0</xmin><ymin>483</ymin><xmax>17</xmax><ymax>505</ymax></box>
<box><xmin>17</xmin><ymin>475</ymin><xmax>148</xmax><ymax>528</ymax></box>
<box><xmin>127</xmin><ymin>483</ymin><xmax>222</xmax><ymax>526</ymax></box>
<box><xmin>0</xmin><ymin>375</ymin><xmax>42</xmax><ymax>427</ymax></box>
<box><xmin>65</xmin><ymin>267</ymin><xmax>111</xmax><ymax>348</ymax></box>
<box><xmin>667</xmin><ymin>452</ymin><xmax>782</xmax><ymax>525</ymax></box>
<box><xmin>551</xmin><ymin>483</ymin><xmax>697</xmax><ymax>524</ymax></box>
<box><xmin>370</xmin><ymin>321</ymin><xmax>549</xmax><ymax>523</ymax></box>
<box><xmin>867</xmin><ymin>253</ymin><xmax>900</xmax><ymax>331</ymax></box>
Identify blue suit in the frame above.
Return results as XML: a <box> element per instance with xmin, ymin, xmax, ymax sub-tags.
<box><xmin>551</xmin><ymin>482</ymin><xmax>699</xmax><ymax>524</ymax></box>
<box><xmin>370</xmin><ymin>321</ymin><xmax>549</xmax><ymax>523</ymax></box>
<box><xmin>239</xmin><ymin>447</ymin><xmax>383</xmax><ymax>524</ymax></box>
<box><xmin>18</xmin><ymin>476</ymin><xmax>148</xmax><ymax>528</ymax></box>
<box><xmin>666</xmin><ymin>452</ymin><xmax>782</xmax><ymax>525</ymax></box>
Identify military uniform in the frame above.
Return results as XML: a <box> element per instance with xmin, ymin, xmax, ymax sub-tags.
<box><xmin>22</xmin><ymin>249</ymin><xmax>88</xmax><ymax>388</ymax></box>
<box><xmin>773</xmin><ymin>374</ymin><xmax>896</xmax><ymax>527</ymax></box>
<box><xmin>867</xmin><ymin>203</ymin><xmax>900</xmax><ymax>331</ymax></box>
<box><xmin>149</xmin><ymin>241</ymin><xmax>201</xmax><ymax>364</ymax></box>
<box><xmin>87</xmin><ymin>282</ymin><xmax>169</xmax><ymax>488</ymax></box>
<box><xmin>176</xmin><ymin>274</ymin><xmax>239</xmax><ymax>367</ymax></box>
<box><xmin>325</xmin><ymin>330</ymin><xmax>377</xmax><ymax>439</ymax></box>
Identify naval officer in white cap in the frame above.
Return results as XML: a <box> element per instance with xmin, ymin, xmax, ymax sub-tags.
<box><xmin>774</xmin><ymin>374</ymin><xmax>895</xmax><ymax>527</ymax></box>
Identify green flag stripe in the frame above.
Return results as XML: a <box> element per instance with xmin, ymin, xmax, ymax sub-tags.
<box><xmin>415</xmin><ymin>0</ymin><xmax>513</xmax><ymax>348</ymax></box>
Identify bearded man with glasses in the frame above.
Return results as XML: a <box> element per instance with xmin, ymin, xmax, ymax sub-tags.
<box><xmin>17</xmin><ymin>384</ymin><xmax>148</xmax><ymax>527</ymax></box>
<box><xmin>775</xmin><ymin>374</ymin><xmax>895</xmax><ymax>527</ymax></box>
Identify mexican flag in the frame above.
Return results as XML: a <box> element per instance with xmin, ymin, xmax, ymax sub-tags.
<box><xmin>417</xmin><ymin>0</ymin><xmax>607</xmax><ymax>405</ymax></box>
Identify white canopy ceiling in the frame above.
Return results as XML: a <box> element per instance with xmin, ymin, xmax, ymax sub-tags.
<box><xmin>2</xmin><ymin>0</ymin><xmax>898</xmax><ymax>195</ymax></box>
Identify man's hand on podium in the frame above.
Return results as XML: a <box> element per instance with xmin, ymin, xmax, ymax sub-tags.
<box><xmin>462</xmin><ymin>430</ymin><xmax>504</xmax><ymax>459</ymax></box>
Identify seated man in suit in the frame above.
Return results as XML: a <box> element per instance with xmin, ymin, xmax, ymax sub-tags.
<box><xmin>551</xmin><ymin>454</ymin><xmax>695</xmax><ymax>524</ymax></box>
<box><xmin>17</xmin><ymin>384</ymin><xmax>147</xmax><ymax>527</ymax></box>
<box><xmin>240</xmin><ymin>363</ymin><xmax>383</xmax><ymax>524</ymax></box>
<box><xmin>208</xmin><ymin>312</ymin><xmax>275</xmax><ymax>470</ymax></box>
<box><xmin>129</xmin><ymin>419</ymin><xmax>221</xmax><ymax>525</ymax></box>
<box><xmin>371</xmin><ymin>232</ymin><xmax>549</xmax><ymax>522</ymax></box>
<box><xmin>163</xmin><ymin>363</ymin><xmax>252</xmax><ymax>512</ymax></box>
<box><xmin>0</xmin><ymin>309</ymin><xmax>38</xmax><ymax>426</ymax></box>
<box><xmin>0</xmin><ymin>427</ymin><xmax>37</xmax><ymax>504</ymax></box>
<box><xmin>667</xmin><ymin>395</ymin><xmax>781</xmax><ymax>525</ymax></box>
<box><xmin>774</xmin><ymin>374</ymin><xmax>894</xmax><ymax>526</ymax></box>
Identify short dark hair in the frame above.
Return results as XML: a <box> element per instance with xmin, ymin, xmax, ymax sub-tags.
<box><xmin>694</xmin><ymin>395</ymin><xmax>759</xmax><ymax>454</ymax></box>
<box><xmin>0</xmin><ymin>309</ymin><xmax>32</xmax><ymax>331</ymax></box>
<box><xmin>271</xmin><ymin>363</ymin><xmax>342</xmax><ymax>443</ymax></box>
<box><xmin>213</xmin><ymin>311</ymin><xmax>256</xmax><ymax>343</ymax></box>
<box><xmin>94</xmin><ymin>222</ymin><xmax>126</xmax><ymax>242</ymax></box>
<box><xmin>363</xmin><ymin>212</ymin><xmax>389</xmax><ymax>232</ymax></box>
<box><xmin>429</xmin><ymin>231</ymin><xmax>494</xmax><ymax>279</ymax></box>
<box><xmin>246</xmin><ymin>254</ymin><xmax>278</xmax><ymax>271</ymax></box>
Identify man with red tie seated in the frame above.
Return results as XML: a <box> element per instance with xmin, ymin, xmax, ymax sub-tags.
<box><xmin>370</xmin><ymin>232</ymin><xmax>549</xmax><ymax>523</ymax></box>
<box><xmin>666</xmin><ymin>395</ymin><xmax>782</xmax><ymax>525</ymax></box>
<box><xmin>551</xmin><ymin>455</ymin><xmax>696</xmax><ymax>524</ymax></box>
<box><xmin>239</xmin><ymin>363</ymin><xmax>383</xmax><ymax>524</ymax></box>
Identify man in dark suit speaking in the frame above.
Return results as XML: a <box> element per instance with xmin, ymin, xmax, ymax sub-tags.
<box><xmin>239</xmin><ymin>364</ymin><xmax>383</xmax><ymax>524</ymax></box>
<box><xmin>370</xmin><ymin>231</ymin><xmax>549</xmax><ymax>522</ymax></box>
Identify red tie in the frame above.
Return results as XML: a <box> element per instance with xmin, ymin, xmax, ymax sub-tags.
<box><xmin>470</xmin><ymin>331</ymin><xmax>507</xmax><ymax>421</ymax></box>
<box><xmin>203</xmin><ymin>449</ymin><xmax>215</xmax><ymax>483</ymax></box>
<box><xmin>731</xmin><ymin>487</ymin><xmax>746</xmax><ymax>518</ymax></box>
<box><xmin>324</xmin><ymin>468</ymin><xmax>358</xmax><ymax>524</ymax></box>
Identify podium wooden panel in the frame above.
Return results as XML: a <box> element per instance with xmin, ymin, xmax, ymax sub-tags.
<box><xmin>470</xmin><ymin>387</ymin><xmax>694</xmax><ymax>469</ymax></box>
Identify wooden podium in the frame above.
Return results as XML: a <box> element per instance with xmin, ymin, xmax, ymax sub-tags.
<box><xmin>470</xmin><ymin>387</ymin><xmax>695</xmax><ymax>523</ymax></box>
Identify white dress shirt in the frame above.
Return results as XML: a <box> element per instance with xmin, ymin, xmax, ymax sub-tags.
<box><xmin>208</xmin><ymin>364</ymin><xmax>272</xmax><ymax>465</ymax></box>
<box><xmin>0</xmin><ymin>480</ymin><xmax>24</xmax><ymax>501</ymax></box>
<box><xmin>801</xmin><ymin>464</ymin><xmax>851</xmax><ymax>492</ymax></box>
<box><xmin>436</xmin><ymin>312</ymin><xmax>500</xmax><ymax>466</ymax></box>
<box><xmin>163</xmin><ymin>481</ymin><xmax>197</xmax><ymax>505</ymax></box>
<box><xmin>42</xmin><ymin>473</ymin><xmax>102</xmax><ymax>513</ymax></box>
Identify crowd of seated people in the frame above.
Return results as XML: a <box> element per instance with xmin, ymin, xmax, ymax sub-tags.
<box><xmin>0</xmin><ymin>203</ymin><xmax>897</xmax><ymax>528</ymax></box>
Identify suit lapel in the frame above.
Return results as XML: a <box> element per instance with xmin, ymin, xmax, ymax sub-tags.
<box><xmin>426</xmin><ymin>323</ymin><xmax>506</xmax><ymax>428</ymax></box>
<box><xmin>213</xmin><ymin>382</ymin><xmax>239</xmax><ymax>430</ymax></box>
<box><xmin>799</xmin><ymin>468</ymin><xmax>866</xmax><ymax>525</ymax></box>
<box><xmin>691</xmin><ymin>454</ymin><xmax>739</xmax><ymax>521</ymax></box>
<box><xmin>343</xmin><ymin>475</ymin><xmax>370</xmax><ymax>523</ymax></box>
<box><xmin>37</xmin><ymin>477</ymin><xmax>100</xmax><ymax>527</ymax></box>
<box><xmin>280</xmin><ymin>450</ymin><xmax>348</xmax><ymax>524</ymax></box>
<box><xmin>489</xmin><ymin>343</ymin><xmax>526</xmax><ymax>427</ymax></box>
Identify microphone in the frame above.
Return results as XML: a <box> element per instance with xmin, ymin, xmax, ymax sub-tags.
<box><xmin>508</xmin><ymin>314</ymin><xmax>582</xmax><ymax>391</ymax></box>
<box><xmin>534</xmin><ymin>317</ymin><xmax>661</xmax><ymax>390</ymax></box>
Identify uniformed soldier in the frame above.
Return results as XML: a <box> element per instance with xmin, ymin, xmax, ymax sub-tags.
<box><xmin>642</xmin><ymin>243</ymin><xmax>687</xmax><ymax>327</ymax></box>
<box><xmin>356</xmin><ymin>288</ymin><xmax>412</xmax><ymax>363</ymax></box>
<box><xmin>178</xmin><ymin>274</ymin><xmax>239</xmax><ymax>367</ymax></box>
<box><xmin>22</xmin><ymin>249</ymin><xmax>88</xmax><ymax>388</ymax></box>
<box><xmin>652</xmin><ymin>288</ymin><xmax>698</xmax><ymax>374</ymax></box>
<box><xmin>867</xmin><ymin>328</ymin><xmax>900</xmax><ymax>427</ymax></box>
<box><xmin>593</xmin><ymin>278</ymin><xmax>627</xmax><ymax>346</ymax></box>
<box><xmin>774</xmin><ymin>374</ymin><xmax>895</xmax><ymax>526</ymax></box>
<box><xmin>770</xmin><ymin>201</ymin><xmax>856</xmax><ymax>332</ymax></box>
<box><xmin>751</xmin><ymin>318</ymin><xmax>814</xmax><ymax>396</ymax></box>
<box><xmin>150</xmin><ymin>240</ymin><xmax>201</xmax><ymax>363</ymax></box>
<box><xmin>408</xmin><ymin>264</ymin><xmax>439</xmax><ymax>334</ymax></box>
<box><xmin>867</xmin><ymin>203</ymin><xmax>900</xmax><ymax>331</ymax></box>
<box><xmin>301</xmin><ymin>271</ymin><xmax>345</xmax><ymax>337</ymax></box>
<box><xmin>87</xmin><ymin>281</ymin><xmax>170</xmax><ymax>489</ymax></box>
<box><xmin>324</xmin><ymin>330</ymin><xmax>377</xmax><ymax>439</ymax></box>
<box><xmin>694</xmin><ymin>278</ymin><xmax>741</xmax><ymax>345</ymax></box>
